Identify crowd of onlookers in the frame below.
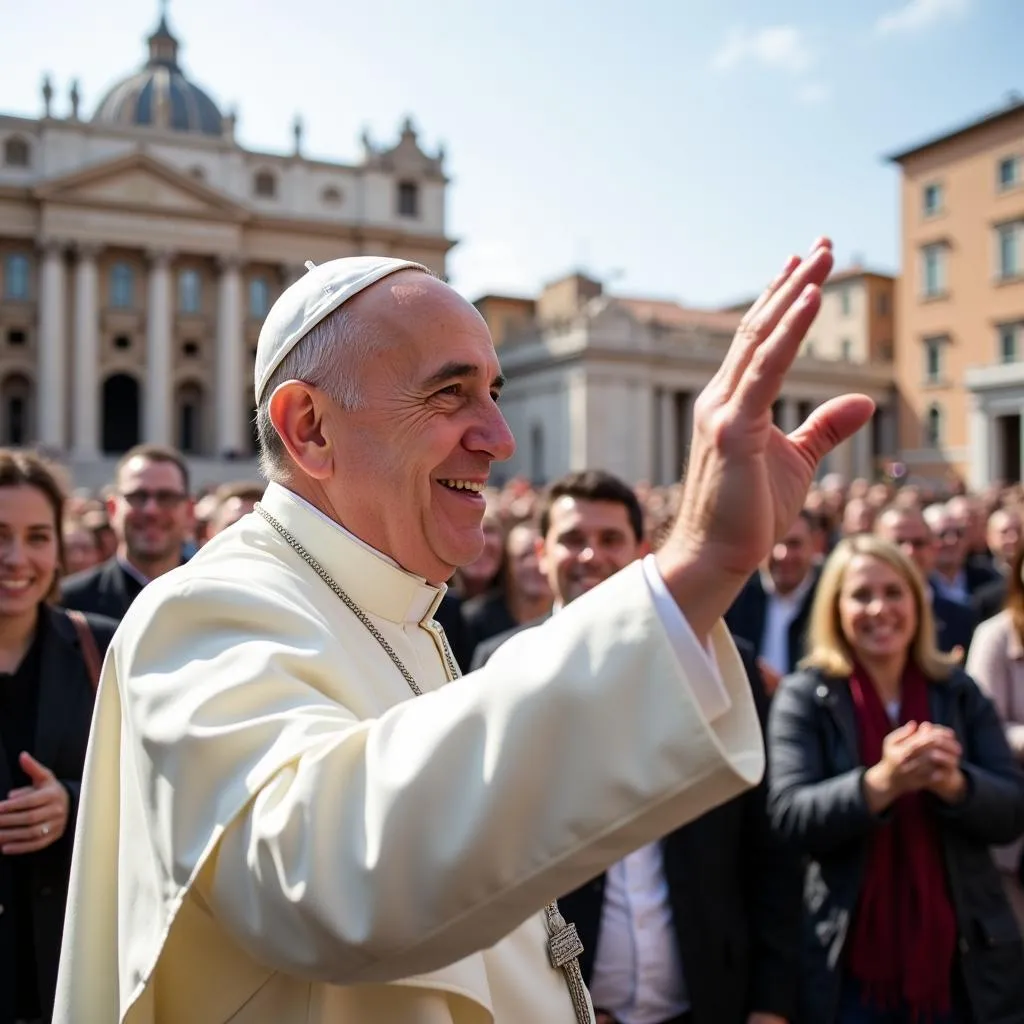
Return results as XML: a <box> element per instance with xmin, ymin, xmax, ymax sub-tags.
<box><xmin>1</xmin><ymin>441</ymin><xmax>1024</xmax><ymax>1022</ymax></box>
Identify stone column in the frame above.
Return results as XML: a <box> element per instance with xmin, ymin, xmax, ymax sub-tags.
<box><xmin>72</xmin><ymin>243</ymin><xmax>101</xmax><ymax>458</ymax></box>
<box><xmin>967</xmin><ymin>396</ymin><xmax>991</xmax><ymax>491</ymax></box>
<box><xmin>216</xmin><ymin>256</ymin><xmax>244</xmax><ymax>455</ymax></box>
<box><xmin>144</xmin><ymin>250</ymin><xmax>173</xmax><ymax>445</ymax></box>
<box><xmin>779</xmin><ymin>397</ymin><xmax>800</xmax><ymax>434</ymax></box>
<box><xmin>657</xmin><ymin>388</ymin><xmax>677</xmax><ymax>484</ymax></box>
<box><xmin>37</xmin><ymin>240</ymin><xmax>67</xmax><ymax>448</ymax></box>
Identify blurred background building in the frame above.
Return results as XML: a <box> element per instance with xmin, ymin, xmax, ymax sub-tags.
<box><xmin>890</xmin><ymin>95</ymin><xmax>1024</xmax><ymax>490</ymax></box>
<box><xmin>0</xmin><ymin>9</ymin><xmax>452</xmax><ymax>487</ymax></box>
<box><xmin>477</xmin><ymin>269</ymin><xmax>896</xmax><ymax>487</ymax></box>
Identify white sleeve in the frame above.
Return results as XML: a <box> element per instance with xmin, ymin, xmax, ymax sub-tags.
<box><xmin>641</xmin><ymin>553</ymin><xmax>732</xmax><ymax>723</ymax></box>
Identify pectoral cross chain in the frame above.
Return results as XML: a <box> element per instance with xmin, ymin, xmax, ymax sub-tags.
<box><xmin>544</xmin><ymin>902</ymin><xmax>590</xmax><ymax>1024</ymax></box>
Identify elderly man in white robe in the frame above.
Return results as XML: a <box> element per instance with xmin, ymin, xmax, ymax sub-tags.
<box><xmin>54</xmin><ymin>240</ymin><xmax>873</xmax><ymax>1024</ymax></box>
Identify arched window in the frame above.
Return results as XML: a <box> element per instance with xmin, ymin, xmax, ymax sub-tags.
<box><xmin>0</xmin><ymin>374</ymin><xmax>34</xmax><ymax>446</ymax></box>
<box><xmin>3</xmin><ymin>136</ymin><xmax>30</xmax><ymax>168</ymax></box>
<box><xmin>925</xmin><ymin>402</ymin><xmax>943</xmax><ymax>449</ymax></box>
<box><xmin>175</xmin><ymin>382</ymin><xmax>205</xmax><ymax>455</ymax></box>
<box><xmin>253</xmin><ymin>170</ymin><xmax>276</xmax><ymax>198</ymax></box>
<box><xmin>178</xmin><ymin>268</ymin><xmax>202</xmax><ymax>314</ymax></box>
<box><xmin>109</xmin><ymin>262</ymin><xmax>135</xmax><ymax>309</ymax></box>
<box><xmin>102</xmin><ymin>374</ymin><xmax>140</xmax><ymax>453</ymax></box>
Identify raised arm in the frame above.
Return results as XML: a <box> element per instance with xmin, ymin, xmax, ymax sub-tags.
<box><xmin>119</xmin><ymin>566</ymin><xmax>764</xmax><ymax>987</ymax></box>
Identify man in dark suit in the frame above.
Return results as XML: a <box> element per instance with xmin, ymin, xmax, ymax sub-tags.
<box><xmin>61</xmin><ymin>444</ymin><xmax>194</xmax><ymax>622</ymax></box>
<box><xmin>474</xmin><ymin>470</ymin><xmax>801</xmax><ymax>1024</ymax></box>
<box><xmin>875</xmin><ymin>504</ymin><xmax>977</xmax><ymax>655</ymax></box>
<box><xmin>724</xmin><ymin>510</ymin><xmax>819</xmax><ymax>694</ymax></box>
<box><xmin>923</xmin><ymin>501</ymin><xmax>1001</xmax><ymax>607</ymax></box>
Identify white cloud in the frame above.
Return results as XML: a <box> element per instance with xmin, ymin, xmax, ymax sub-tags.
<box><xmin>875</xmin><ymin>0</ymin><xmax>970</xmax><ymax>36</ymax></box>
<box><xmin>711</xmin><ymin>25</ymin><xmax>816</xmax><ymax>76</ymax></box>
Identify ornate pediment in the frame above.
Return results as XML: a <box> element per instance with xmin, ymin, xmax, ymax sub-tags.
<box><xmin>34</xmin><ymin>152</ymin><xmax>248</xmax><ymax>222</ymax></box>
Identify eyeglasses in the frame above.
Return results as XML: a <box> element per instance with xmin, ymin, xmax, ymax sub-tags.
<box><xmin>120</xmin><ymin>489</ymin><xmax>188</xmax><ymax>510</ymax></box>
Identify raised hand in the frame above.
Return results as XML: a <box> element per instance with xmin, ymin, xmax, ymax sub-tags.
<box><xmin>0</xmin><ymin>751</ymin><xmax>70</xmax><ymax>855</ymax></box>
<box><xmin>656</xmin><ymin>239</ymin><xmax>875</xmax><ymax>637</ymax></box>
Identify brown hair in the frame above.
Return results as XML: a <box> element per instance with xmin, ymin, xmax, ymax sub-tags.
<box><xmin>801</xmin><ymin>534</ymin><xmax>958</xmax><ymax>681</ymax></box>
<box><xmin>115</xmin><ymin>443</ymin><xmax>190</xmax><ymax>493</ymax></box>
<box><xmin>1007</xmin><ymin>542</ymin><xmax>1024</xmax><ymax>645</ymax></box>
<box><xmin>536</xmin><ymin>470</ymin><xmax>644</xmax><ymax>542</ymax></box>
<box><xmin>0</xmin><ymin>448</ymin><xmax>68</xmax><ymax>599</ymax></box>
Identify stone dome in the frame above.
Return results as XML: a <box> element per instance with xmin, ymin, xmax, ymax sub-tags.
<box><xmin>93</xmin><ymin>12</ymin><xmax>223</xmax><ymax>137</ymax></box>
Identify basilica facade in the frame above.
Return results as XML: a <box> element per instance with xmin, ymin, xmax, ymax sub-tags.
<box><xmin>0</xmin><ymin>11</ymin><xmax>452</xmax><ymax>486</ymax></box>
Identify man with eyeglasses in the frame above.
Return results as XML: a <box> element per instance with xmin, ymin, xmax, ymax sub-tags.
<box><xmin>874</xmin><ymin>504</ymin><xmax>976</xmax><ymax>656</ymax></box>
<box><xmin>923</xmin><ymin>502</ymin><xmax>1000</xmax><ymax>608</ymax></box>
<box><xmin>61</xmin><ymin>445</ymin><xmax>194</xmax><ymax>622</ymax></box>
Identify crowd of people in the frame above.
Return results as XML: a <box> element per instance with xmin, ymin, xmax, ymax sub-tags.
<box><xmin>1</xmin><ymin>436</ymin><xmax>1024</xmax><ymax>1023</ymax></box>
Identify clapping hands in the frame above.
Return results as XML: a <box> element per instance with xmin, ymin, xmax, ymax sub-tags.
<box><xmin>863</xmin><ymin>721</ymin><xmax>966</xmax><ymax>813</ymax></box>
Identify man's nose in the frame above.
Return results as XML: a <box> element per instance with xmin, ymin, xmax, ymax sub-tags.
<box><xmin>468</xmin><ymin>403</ymin><xmax>516</xmax><ymax>462</ymax></box>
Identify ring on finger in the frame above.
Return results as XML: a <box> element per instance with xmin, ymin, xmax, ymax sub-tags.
<box><xmin>39</xmin><ymin>823</ymin><xmax>49</xmax><ymax>837</ymax></box>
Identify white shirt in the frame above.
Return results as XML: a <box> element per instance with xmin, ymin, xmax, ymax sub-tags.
<box><xmin>587</xmin><ymin>840</ymin><xmax>689</xmax><ymax>1024</ymax></box>
<box><xmin>759</xmin><ymin>571</ymin><xmax>815</xmax><ymax>678</ymax></box>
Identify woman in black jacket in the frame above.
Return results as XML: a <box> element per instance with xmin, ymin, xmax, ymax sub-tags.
<box><xmin>0</xmin><ymin>450</ymin><xmax>117</xmax><ymax>1024</ymax></box>
<box><xmin>768</xmin><ymin>533</ymin><xmax>1024</xmax><ymax>1024</ymax></box>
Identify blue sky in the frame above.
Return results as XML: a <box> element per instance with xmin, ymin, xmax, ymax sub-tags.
<box><xmin>2</xmin><ymin>0</ymin><xmax>1021</xmax><ymax>306</ymax></box>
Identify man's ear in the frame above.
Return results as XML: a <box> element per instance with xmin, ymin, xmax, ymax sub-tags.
<box><xmin>268</xmin><ymin>381</ymin><xmax>333</xmax><ymax>480</ymax></box>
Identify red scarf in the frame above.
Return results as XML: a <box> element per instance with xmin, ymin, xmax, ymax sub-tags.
<box><xmin>846</xmin><ymin>660</ymin><xmax>958</xmax><ymax>1020</ymax></box>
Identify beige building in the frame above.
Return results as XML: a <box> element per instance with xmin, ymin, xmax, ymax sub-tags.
<box><xmin>0</xmin><ymin>11</ymin><xmax>452</xmax><ymax>487</ymax></box>
<box><xmin>478</xmin><ymin>272</ymin><xmax>895</xmax><ymax>487</ymax></box>
<box><xmin>890</xmin><ymin>96</ymin><xmax>1024</xmax><ymax>488</ymax></box>
<box><xmin>801</xmin><ymin>267</ymin><xmax>896</xmax><ymax>366</ymax></box>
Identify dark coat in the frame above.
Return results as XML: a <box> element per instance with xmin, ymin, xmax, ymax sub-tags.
<box><xmin>557</xmin><ymin>639</ymin><xmax>802</xmax><ymax>1024</ymax></box>
<box><xmin>0</xmin><ymin>605</ymin><xmax>117</xmax><ymax>1023</ymax></box>
<box><xmin>461</xmin><ymin>589</ymin><xmax>517</xmax><ymax>670</ymax></box>
<box><xmin>933</xmin><ymin>591</ymin><xmax>978</xmax><ymax>657</ymax></box>
<box><xmin>724</xmin><ymin>570</ymin><xmax>819</xmax><ymax>674</ymax></box>
<box><xmin>973</xmin><ymin>576</ymin><xmax>1009</xmax><ymax>626</ymax></box>
<box><xmin>59</xmin><ymin>556</ymin><xmax>143</xmax><ymax>622</ymax></box>
<box><xmin>768</xmin><ymin>665</ymin><xmax>1024</xmax><ymax>1024</ymax></box>
<box><xmin>433</xmin><ymin>592</ymin><xmax>471</xmax><ymax>674</ymax></box>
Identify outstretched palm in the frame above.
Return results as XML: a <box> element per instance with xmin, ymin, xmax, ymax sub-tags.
<box><xmin>661</xmin><ymin>240</ymin><xmax>874</xmax><ymax>621</ymax></box>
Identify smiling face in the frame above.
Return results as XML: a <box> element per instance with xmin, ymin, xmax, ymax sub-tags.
<box><xmin>310</xmin><ymin>273</ymin><xmax>516</xmax><ymax>583</ymax></box>
<box><xmin>838</xmin><ymin>553</ymin><xmax>917</xmax><ymax>669</ymax></box>
<box><xmin>0</xmin><ymin>485</ymin><xmax>60</xmax><ymax>617</ymax></box>
<box><xmin>539</xmin><ymin>497</ymin><xmax>642</xmax><ymax>606</ymax></box>
<box><xmin>109</xmin><ymin>456</ymin><xmax>192</xmax><ymax>567</ymax></box>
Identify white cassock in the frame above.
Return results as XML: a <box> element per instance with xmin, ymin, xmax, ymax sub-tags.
<box><xmin>53</xmin><ymin>483</ymin><xmax>764</xmax><ymax>1024</ymax></box>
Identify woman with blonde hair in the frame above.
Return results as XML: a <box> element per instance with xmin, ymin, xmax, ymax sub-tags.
<box><xmin>768</xmin><ymin>534</ymin><xmax>1024</xmax><ymax>1024</ymax></box>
